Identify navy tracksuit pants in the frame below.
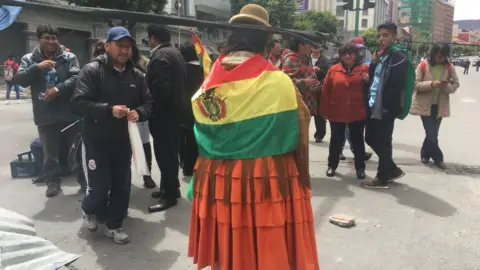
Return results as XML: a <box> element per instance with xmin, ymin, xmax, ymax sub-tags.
<box><xmin>81</xmin><ymin>137</ymin><xmax>131</xmax><ymax>230</ymax></box>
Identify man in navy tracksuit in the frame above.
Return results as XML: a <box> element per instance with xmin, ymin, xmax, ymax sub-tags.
<box><xmin>72</xmin><ymin>27</ymin><xmax>152</xmax><ymax>244</ymax></box>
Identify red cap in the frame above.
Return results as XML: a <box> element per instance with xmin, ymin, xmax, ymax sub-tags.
<box><xmin>351</xmin><ymin>36</ymin><xmax>365</xmax><ymax>48</ymax></box>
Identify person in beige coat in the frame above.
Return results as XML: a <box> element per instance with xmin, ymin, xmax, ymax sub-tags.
<box><xmin>410</xmin><ymin>45</ymin><xmax>459</xmax><ymax>169</ymax></box>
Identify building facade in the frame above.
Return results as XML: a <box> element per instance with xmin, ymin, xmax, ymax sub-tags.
<box><xmin>432</xmin><ymin>0</ymin><xmax>454</xmax><ymax>42</ymax></box>
<box><xmin>0</xmin><ymin>0</ymin><xmax>230</xmax><ymax>66</ymax></box>
<box><xmin>309</xmin><ymin>0</ymin><xmax>336</xmax><ymax>13</ymax></box>
<box><xmin>336</xmin><ymin>0</ymin><xmax>375</xmax><ymax>34</ymax></box>
<box><xmin>374</xmin><ymin>0</ymin><xmax>390</xmax><ymax>26</ymax></box>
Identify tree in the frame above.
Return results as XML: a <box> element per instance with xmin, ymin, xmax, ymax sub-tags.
<box><xmin>360</xmin><ymin>27</ymin><xmax>377</xmax><ymax>50</ymax></box>
<box><xmin>230</xmin><ymin>0</ymin><xmax>297</xmax><ymax>28</ymax></box>
<box><xmin>68</xmin><ymin>0</ymin><xmax>168</xmax><ymax>29</ymax></box>
<box><xmin>293</xmin><ymin>10</ymin><xmax>338</xmax><ymax>34</ymax></box>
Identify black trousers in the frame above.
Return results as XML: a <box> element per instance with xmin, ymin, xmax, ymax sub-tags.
<box><xmin>421</xmin><ymin>105</ymin><xmax>443</xmax><ymax>163</ymax></box>
<box><xmin>464</xmin><ymin>67</ymin><xmax>469</xmax><ymax>74</ymax></box>
<box><xmin>314</xmin><ymin>115</ymin><xmax>326</xmax><ymax>141</ymax></box>
<box><xmin>149</xmin><ymin>120</ymin><xmax>180</xmax><ymax>200</ymax></box>
<box><xmin>365</xmin><ymin>113</ymin><xmax>398</xmax><ymax>180</ymax></box>
<box><xmin>143</xmin><ymin>142</ymin><xmax>153</xmax><ymax>173</ymax></box>
<box><xmin>179</xmin><ymin>126</ymin><xmax>198</xmax><ymax>174</ymax></box>
<box><xmin>81</xmin><ymin>138</ymin><xmax>131</xmax><ymax>229</ymax></box>
<box><xmin>37</xmin><ymin>122</ymin><xmax>80</xmax><ymax>185</ymax></box>
<box><xmin>329</xmin><ymin>121</ymin><xmax>366</xmax><ymax>170</ymax></box>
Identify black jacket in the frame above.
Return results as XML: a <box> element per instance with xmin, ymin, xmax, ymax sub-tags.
<box><xmin>145</xmin><ymin>44</ymin><xmax>187</xmax><ymax>122</ymax></box>
<box><xmin>16</xmin><ymin>45</ymin><xmax>80</xmax><ymax>126</ymax></box>
<box><xmin>368</xmin><ymin>50</ymin><xmax>407</xmax><ymax>117</ymax></box>
<box><xmin>72</xmin><ymin>54</ymin><xmax>153</xmax><ymax>141</ymax></box>
<box><xmin>311</xmin><ymin>55</ymin><xmax>330</xmax><ymax>82</ymax></box>
<box><xmin>182</xmin><ymin>62</ymin><xmax>204</xmax><ymax>129</ymax></box>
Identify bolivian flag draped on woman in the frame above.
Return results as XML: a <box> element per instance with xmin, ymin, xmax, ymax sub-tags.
<box><xmin>192</xmin><ymin>54</ymin><xmax>299</xmax><ymax>159</ymax></box>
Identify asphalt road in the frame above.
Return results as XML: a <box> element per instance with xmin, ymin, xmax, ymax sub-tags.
<box><xmin>1</xmin><ymin>64</ymin><xmax>480</xmax><ymax>270</ymax></box>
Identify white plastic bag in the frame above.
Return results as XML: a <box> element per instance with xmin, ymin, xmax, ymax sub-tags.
<box><xmin>128</xmin><ymin>121</ymin><xmax>150</xmax><ymax>176</ymax></box>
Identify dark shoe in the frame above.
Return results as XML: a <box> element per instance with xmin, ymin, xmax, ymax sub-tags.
<box><xmin>421</xmin><ymin>157</ymin><xmax>430</xmax><ymax>164</ymax></box>
<box><xmin>361</xmin><ymin>178</ymin><xmax>389</xmax><ymax>189</ymax></box>
<box><xmin>364</xmin><ymin>152</ymin><xmax>373</xmax><ymax>161</ymax></box>
<box><xmin>434</xmin><ymin>162</ymin><xmax>447</xmax><ymax>170</ymax></box>
<box><xmin>326</xmin><ymin>167</ymin><xmax>336</xmax><ymax>177</ymax></box>
<box><xmin>386</xmin><ymin>168</ymin><xmax>405</xmax><ymax>183</ymax></box>
<box><xmin>339</xmin><ymin>153</ymin><xmax>346</xmax><ymax>161</ymax></box>
<box><xmin>46</xmin><ymin>183</ymin><xmax>61</xmax><ymax>198</ymax></box>
<box><xmin>143</xmin><ymin>176</ymin><xmax>156</xmax><ymax>189</ymax></box>
<box><xmin>151</xmin><ymin>188</ymin><xmax>181</xmax><ymax>199</ymax></box>
<box><xmin>356</xmin><ymin>169</ymin><xmax>366</xmax><ymax>179</ymax></box>
<box><xmin>315</xmin><ymin>138</ymin><xmax>323</xmax><ymax>143</ymax></box>
<box><xmin>148</xmin><ymin>198</ymin><xmax>178</xmax><ymax>213</ymax></box>
<box><xmin>183</xmin><ymin>171</ymin><xmax>193</xmax><ymax>177</ymax></box>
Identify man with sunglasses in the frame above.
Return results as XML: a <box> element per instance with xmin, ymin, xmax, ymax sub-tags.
<box><xmin>16</xmin><ymin>24</ymin><xmax>83</xmax><ymax>198</ymax></box>
<box><xmin>73</xmin><ymin>27</ymin><xmax>152</xmax><ymax>244</ymax></box>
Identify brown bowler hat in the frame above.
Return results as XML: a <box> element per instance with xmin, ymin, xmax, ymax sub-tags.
<box><xmin>229</xmin><ymin>4</ymin><xmax>271</xmax><ymax>27</ymax></box>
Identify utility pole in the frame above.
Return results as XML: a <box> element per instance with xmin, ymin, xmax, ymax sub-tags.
<box><xmin>354</xmin><ymin>0</ymin><xmax>361</xmax><ymax>36</ymax></box>
<box><xmin>178</xmin><ymin>2</ymin><xmax>182</xmax><ymax>46</ymax></box>
<box><xmin>175</xmin><ymin>0</ymin><xmax>182</xmax><ymax>46</ymax></box>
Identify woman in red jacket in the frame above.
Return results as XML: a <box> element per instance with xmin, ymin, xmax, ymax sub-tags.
<box><xmin>320</xmin><ymin>43</ymin><xmax>369</xmax><ymax>179</ymax></box>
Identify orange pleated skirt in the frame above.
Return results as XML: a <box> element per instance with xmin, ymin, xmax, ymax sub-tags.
<box><xmin>188</xmin><ymin>154</ymin><xmax>319</xmax><ymax>270</ymax></box>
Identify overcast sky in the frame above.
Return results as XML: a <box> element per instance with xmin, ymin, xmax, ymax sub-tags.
<box><xmin>454</xmin><ymin>0</ymin><xmax>480</xmax><ymax>20</ymax></box>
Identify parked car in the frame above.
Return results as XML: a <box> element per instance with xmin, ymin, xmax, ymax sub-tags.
<box><xmin>452</xmin><ymin>59</ymin><xmax>465</xmax><ymax>66</ymax></box>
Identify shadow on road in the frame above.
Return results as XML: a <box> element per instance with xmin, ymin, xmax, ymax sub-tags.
<box><xmin>334</xmin><ymin>174</ymin><xmax>458</xmax><ymax>217</ymax></box>
<box><xmin>310</xmin><ymin>176</ymin><xmax>355</xmax><ymax>229</ymax></box>
<box><xmin>77</xmin><ymin>216</ymin><xmax>180</xmax><ymax>270</ymax></box>
<box><xmin>392</xmin><ymin>142</ymin><xmax>421</xmax><ymax>154</ymax></box>
<box><xmin>31</xmin><ymin>191</ymin><xmax>83</xmax><ymax>223</ymax></box>
<box><xmin>31</xmin><ymin>183</ymin><xmax>191</xmax><ymax>236</ymax></box>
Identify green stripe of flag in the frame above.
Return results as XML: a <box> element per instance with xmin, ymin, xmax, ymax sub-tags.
<box><xmin>194</xmin><ymin>110</ymin><xmax>299</xmax><ymax>160</ymax></box>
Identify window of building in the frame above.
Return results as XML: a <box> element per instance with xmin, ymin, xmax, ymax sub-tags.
<box><xmin>361</xmin><ymin>19</ymin><xmax>368</xmax><ymax>28</ymax></box>
<box><xmin>338</xmin><ymin>20</ymin><xmax>345</xmax><ymax>30</ymax></box>
<box><xmin>336</xmin><ymin>6</ymin><xmax>345</xmax><ymax>16</ymax></box>
<box><xmin>362</xmin><ymin>9</ymin><xmax>368</xmax><ymax>15</ymax></box>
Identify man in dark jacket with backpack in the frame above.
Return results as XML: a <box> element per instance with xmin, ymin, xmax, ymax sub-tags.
<box><xmin>72</xmin><ymin>27</ymin><xmax>152</xmax><ymax>244</ymax></box>
<box><xmin>361</xmin><ymin>23</ymin><xmax>407</xmax><ymax>189</ymax></box>
<box><xmin>16</xmin><ymin>24</ymin><xmax>83</xmax><ymax>197</ymax></box>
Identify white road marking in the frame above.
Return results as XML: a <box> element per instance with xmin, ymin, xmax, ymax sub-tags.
<box><xmin>461</xmin><ymin>97</ymin><xmax>477</xmax><ymax>103</ymax></box>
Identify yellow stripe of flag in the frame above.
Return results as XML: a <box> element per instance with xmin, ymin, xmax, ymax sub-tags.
<box><xmin>192</xmin><ymin>70</ymin><xmax>297</xmax><ymax>125</ymax></box>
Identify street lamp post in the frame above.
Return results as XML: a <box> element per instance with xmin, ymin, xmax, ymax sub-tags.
<box><xmin>175</xmin><ymin>0</ymin><xmax>182</xmax><ymax>46</ymax></box>
<box><xmin>178</xmin><ymin>2</ymin><xmax>182</xmax><ymax>46</ymax></box>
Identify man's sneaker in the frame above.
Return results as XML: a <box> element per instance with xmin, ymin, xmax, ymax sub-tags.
<box><xmin>386</xmin><ymin>168</ymin><xmax>405</xmax><ymax>183</ymax></box>
<box><xmin>364</xmin><ymin>152</ymin><xmax>373</xmax><ymax>161</ymax></box>
<box><xmin>45</xmin><ymin>183</ymin><xmax>61</xmax><ymax>197</ymax></box>
<box><xmin>339</xmin><ymin>152</ymin><xmax>346</xmax><ymax>161</ymax></box>
<box><xmin>5</xmin><ymin>100</ymin><xmax>10</xmax><ymax>105</ymax></box>
<box><xmin>104</xmin><ymin>228</ymin><xmax>130</xmax><ymax>244</ymax></box>
<box><xmin>361</xmin><ymin>178</ymin><xmax>389</xmax><ymax>189</ymax></box>
<box><xmin>16</xmin><ymin>100</ymin><xmax>21</xmax><ymax>104</ymax></box>
<box><xmin>82</xmin><ymin>212</ymin><xmax>98</xmax><ymax>232</ymax></box>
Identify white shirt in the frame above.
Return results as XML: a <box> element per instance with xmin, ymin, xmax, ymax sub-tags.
<box><xmin>311</xmin><ymin>55</ymin><xmax>320</xmax><ymax>66</ymax></box>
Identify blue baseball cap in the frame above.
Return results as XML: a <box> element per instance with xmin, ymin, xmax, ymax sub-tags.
<box><xmin>106</xmin><ymin>27</ymin><xmax>134</xmax><ymax>42</ymax></box>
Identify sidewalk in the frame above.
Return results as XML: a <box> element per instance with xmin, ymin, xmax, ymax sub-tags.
<box><xmin>0</xmin><ymin>87</ymin><xmax>31</xmax><ymax>101</ymax></box>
